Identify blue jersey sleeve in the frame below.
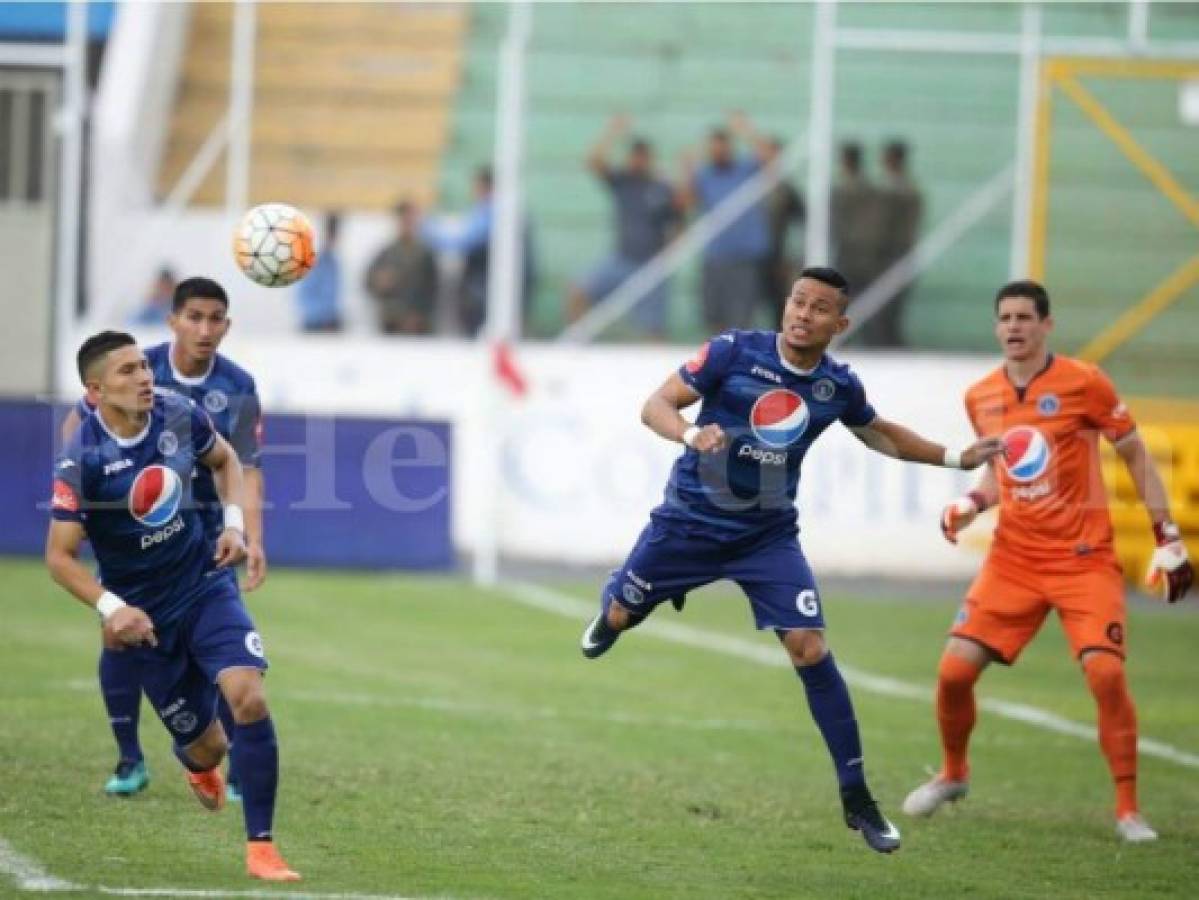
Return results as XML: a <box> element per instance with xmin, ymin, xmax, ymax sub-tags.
<box><xmin>839</xmin><ymin>373</ymin><xmax>877</xmax><ymax>428</ymax></box>
<box><xmin>50</xmin><ymin>452</ymin><xmax>84</xmax><ymax>523</ymax></box>
<box><xmin>678</xmin><ymin>334</ymin><xmax>737</xmax><ymax>396</ymax></box>
<box><xmin>228</xmin><ymin>385</ymin><xmax>262</xmax><ymax>467</ymax></box>
<box><xmin>74</xmin><ymin>396</ymin><xmax>94</xmax><ymax>419</ymax></box>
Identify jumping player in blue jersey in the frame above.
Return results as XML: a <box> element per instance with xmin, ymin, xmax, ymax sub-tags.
<box><xmin>62</xmin><ymin>278</ymin><xmax>266</xmax><ymax>801</ymax></box>
<box><xmin>580</xmin><ymin>267</ymin><xmax>1003</xmax><ymax>854</ymax></box>
<box><xmin>47</xmin><ymin>331</ymin><xmax>299</xmax><ymax>881</ymax></box>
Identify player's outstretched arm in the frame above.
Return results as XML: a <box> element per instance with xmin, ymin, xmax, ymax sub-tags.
<box><xmin>200</xmin><ymin>434</ymin><xmax>249</xmax><ymax>569</ymax></box>
<box><xmin>850</xmin><ymin>417</ymin><xmax>1003</xmax><ymax>469</ymax></box>
<box><xmin>941</xmin><ymin>463</ymin><xmax>999</xmax><ymax>544</ymax></box>
<box><xmin>45</xmin><ymin>520</ymin><xmax>156</xmax><ymax>646</ymax></box>
<box><xmin>1114</xmin><ymin>431</ymin><xmax>1194</xmax><ymax>602</ymax></box>
<box><xmin>641</xmin><ymin>372</ymin><xmax>727</xmax><ymax>453</ymax></box>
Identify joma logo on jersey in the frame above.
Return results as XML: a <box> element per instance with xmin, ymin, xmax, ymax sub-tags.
<box><xmin>103</xmin><ymin>458</ymin><xmax>133</xmax><ymax>476</ymax></box>
<box><xmin>750</xmin><ymin>366</ymin><xmax>782</xmax><ymax>384</ymax></box>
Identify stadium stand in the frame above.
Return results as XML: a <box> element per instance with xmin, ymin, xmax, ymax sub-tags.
<box><xmin>157</xmin><ymin>2</ymin><xmax>465</xmax><ymax>210</ymax></box>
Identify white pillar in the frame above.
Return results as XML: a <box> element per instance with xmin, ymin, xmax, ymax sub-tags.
<box><xmin>1009</xmin><ymin>3</ymin><xmax>1042</xmax><ymax>278</ymax></box>
<box><xmin>474</xmin><ymin>0</ymin><xmax>530</xmax><ymax>587</ymax></box>
<box><xmin>226</xmin><ymin>0</ymin><xmax>256</xmax><ymax>220</ymax></box>
<box><xmin>53</xmin><ymin>0</ymin><xmax>87</xmax><ymax>398</ymax></box>
<box><xmin>1128</xmin><ymin>0</ymin><xmax>1150</xmax><ymax>53</ymax></box>
<box><xmin>804</xmin><ymin>0</ymin><xmax>837</xmax><ymax>267</ymax></box>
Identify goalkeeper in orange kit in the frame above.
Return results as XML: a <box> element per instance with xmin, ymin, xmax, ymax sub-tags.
<box><xmin>902</xmin><ymin>280</ymin><xmax>1193</xmax><ymax>842</ymax></box>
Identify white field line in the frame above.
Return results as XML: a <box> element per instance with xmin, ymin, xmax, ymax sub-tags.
<box><xmin>0</xmin><ymin>838</ymin><xmax>78</xmax><ymax>891</ymax></box>
<box><xmin>1</xmin><ymin>835</ymin><xmax>454</xmax><ymax>898</ymax></box>
<box><xmin>505</xmin><ymin>580</ymin><xmax>1199</xmax><ymax>770</ymax></box>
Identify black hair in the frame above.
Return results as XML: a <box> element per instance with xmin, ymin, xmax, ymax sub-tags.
<box><xmin>994</xmin><ymin>279</ymin><xmax>1050</xmax><ymax>318</ymax></box>
<box><xmin>883</xmin><ymin>140</ymin><xmax>908</xmax><ymax>167</ymax></box>
<box><xmin>629</xmin><ymin>137</ymin><xmax>652</xmax><ymax>155</ymax></box>
<box><xmin>709</xmin><ymin>127</ymin><xmax>731</xmax><ymax>142</ymax></box>
<box><xmin>840</xmin><ymin>141</ymin><xmax>863</xmax><ymax>172</ymax></box>
<box><xmin>77</xmin><ymin>330</ymin><xmax>136</xmax><ymax>384</ymax></box>
<box><xmin>172</xmin><ymin>276</ymin><xmax>228</xmax><ymax>313</ymax></box>
<box><xmin>475</xmin><ymin>165</ymin><xmax>494</xmax><ymax>190</ymax></box>
<box><xmin>800</xmin><ymin>265</ymin><xmax>850</xmax><ymax>295</ymax></box>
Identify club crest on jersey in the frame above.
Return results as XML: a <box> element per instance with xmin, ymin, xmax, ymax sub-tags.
<box><xmin>129</xmin><ymin>465</ymin><xmax>183</xmax><ymax>527</ymax></box>
<box><xmin>157</xmin><ymin>431</ymin><xmax>179</xmax><ymax>457</ymax></box>
<box><xmin>750</xmin><ymin>389</ymin><xmax>810</xmax><ymax>448</ymax></box>
<box><xmin>203</xmin><ymin>390</ymin><xmax>228</xmax><ymax>414</ymax></box>
<box><xmin>813</xmin><ymin>378</ymin><xmax>836</xmax><ymax>402</ymax></box>
<box><xmin>1037</xmin><ymin>393</ymin><xmax>1060</xmax><ymax>416</ymax></box>
<box><xmin>1002</xmin><ymin>425</ymin><xmax>1051</xmax><ymax>483</ymax></box>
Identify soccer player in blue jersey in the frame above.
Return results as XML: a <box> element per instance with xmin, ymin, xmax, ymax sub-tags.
<box><xmin>580</xmin><ymin>266</ymin><xmax>1003</xmax><ymax>854</ymax></box>
<box><xmin>62</xmin><ymin>278</ymin><xmax>266</xmax><ymax>800</ymax></box>
<box><xmin>47</xmin><ymin>331</ymin><xmax>298</xmax><ymax>881</ymax></box>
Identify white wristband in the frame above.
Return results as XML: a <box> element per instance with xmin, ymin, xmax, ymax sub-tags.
<box><xmin>682</xmin><ymin>425</ymin><xmax>700</xmax><ymax>448</ymax></box>
<box><xmin>96</xmin><ymin>591</ymin><xmax>127</xmax><ymax>621</ymax></box>
<box><xmin>223</xmin><ymin>504</ymin><xmax>245</xmax><ymax>533</ymax></box>
<box><xmin>942</xmin><ymin>447</ymin><xmax>963</xmax><ymax>469</ymax></box>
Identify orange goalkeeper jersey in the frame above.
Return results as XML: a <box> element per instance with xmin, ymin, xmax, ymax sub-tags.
<box><xmin>964</xmin><ymin>354</ymin><xmax>1136</xmax><ymax>567</ymax></box>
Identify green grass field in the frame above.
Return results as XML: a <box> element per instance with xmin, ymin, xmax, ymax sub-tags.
<box><xmin>2</xmin><ymin>556</ymin><xmax>1197</xmax><ymax>899</ymax></box>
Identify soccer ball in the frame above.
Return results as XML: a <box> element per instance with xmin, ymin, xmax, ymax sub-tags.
<box><xmin>232</xmin><ymin>202</ymin><xmax>318</xmax><ymax>287</ymax></box>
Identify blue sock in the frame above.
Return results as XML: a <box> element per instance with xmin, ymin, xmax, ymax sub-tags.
<box><xmin>795</xmin><ymin>653</ymin><xmax>866</xmax><ymax>790</ymax></box>
<box><xmin>99</xmin><ymin>647</ymin><xmax>144</xmax><ymax>763</ymax></box>
<box><xmin>217</xmin><ymin>697</ymin><xmax>239</xmax><ymax>787</ymax></box>
<box><xmin>232</xmin><ymin>717</ymin><xmax>279</xmax><ymax>841</ymax></box>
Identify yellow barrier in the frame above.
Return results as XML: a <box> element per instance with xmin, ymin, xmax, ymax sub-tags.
<box><xmin>1101</xmin><ymin>412</ymin><xmax>1199</xmax><ymax>585</ymax></box>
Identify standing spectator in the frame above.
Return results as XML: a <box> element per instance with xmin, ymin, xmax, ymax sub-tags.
<box><xmin>830</xmin><ymin>142</ymin><xmax>884</xmax><ymax>322</ymax></box>
<box><xmin>365</xmin><ymin>202</ymin><xmax>437</xmax><ymax>335</ymax></box>
<box><xmin>297</xmin><ymin>213</ymin><xmax>344</xmax><ymax>333</ymax></box>
<box><xmin>871</xmin><ymin>140</ymin><xmax>923</xmax><ymax>347</ymax></box>
<box><xmin>567</xmin><ymin>116</ymin><xmax>681</xmax><ymax>340</ymax></box>
<box><xmin>423</xmin><ymin>166</ymin><xmax>535</xmax><ymax>337</ymax></box>
<box><xmin>759</xmin><ymin>136</ymin><xmax>806</xmax><ymax>319</ymax></box>
<box><xmin>128</xmin><ymin>267</ymin><xmax>175</xmax><ymax>327</ymax></box>
<box><xmin>681</xmin><ymin>114</ymin><xmax>772</xmax><ymax>333</ymax></box>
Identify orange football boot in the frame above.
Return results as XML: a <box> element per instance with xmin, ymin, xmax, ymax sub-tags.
<box><xmin>185</xmin><ymin>767</ymin><xmax>226</xmax><ymax>811</ymax></box>
<box><xmin>246</xmin><ymin>841</ymin><xmax>301</xmax><ymax>882</ymax></box>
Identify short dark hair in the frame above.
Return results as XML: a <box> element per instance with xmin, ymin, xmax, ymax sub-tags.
<box><xmin>800</xmin><ymin>265</ymin><xmax>850</xmax><ymax>296</ymax></box>
<box><xmin>172</xmin><ymin>276</ymin><xmax>228</xmax><ymax>313</ymax></box>
<box><xmin>995</xmin><ymin>279</ymin><xmax>1050</xmax><ymax>318</ymax></box>
<box><xmin>629</xmin><ymin>137</ymin><xmax>652</xmax><ymax>155</ymax></box>
<box><xmin>475</xmin><ymin>165</ymin><xmax>494</xmax><ymax>191</ymax></box>
<box><xmin>840</xmin><ymin>142</ymin><xmax>863</xmax><ymax>172</ymax></box>
<box><xmin>77</xmin><ymin>330</ymin><xmax>136</xmax><ymax>384</ymax></box>
<box><xmin>883</xmin><ymin>140</ymin><xmax>908</xmax><ymax>167</ymax></box>
<box><xmin>709</xmin><ymin>127</ymin><xmax>731</xmax><ymax>142</ymax></box>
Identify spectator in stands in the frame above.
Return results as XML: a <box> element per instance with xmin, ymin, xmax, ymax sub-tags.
<box><xmin>759</xmin><ymin>135</ymin><xmax>806</xmax><ymax>319</ymax></box>
<box><xmin>681</xmin><ymin>112</ymin><xmax>772</xmax><ymax>333</ymax></box>
<box><xmin>297</xmin><ymin>213</ymin><xmax>344</xmax><ymax>333</ymax></box>
<box><xmin>830</xmin><ymin>141</ymin><xmax>884</xmax><ymax>337</ymax></box>
<box><xmin>128</xmin><ymin>267</ymin><xmax>176</xmax><ymax>327</ymax></box>
<box><xmin>567</xmin><ymin>115</ymin><xmax>681</xmax><ymax>341</ymax></box>
<box><xmin>869</xmin><ymin>140</ymin><xmax>924</xmax><ymax>347</ymax></box>
<box><xmin>422</xmin><ymin>166</ymin><xmax>535</xmax><ymax>337</ymax></box>
<box><xmin>365</xmin><ymin>202</ymin><xmax>437</xmax><ymax>335</ymax></box>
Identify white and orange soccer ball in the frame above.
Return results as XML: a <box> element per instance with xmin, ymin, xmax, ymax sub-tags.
<box><xmin>232</xmin><ymin>202</ymin><xmax>317</xmax><ymax>287</ymax></box>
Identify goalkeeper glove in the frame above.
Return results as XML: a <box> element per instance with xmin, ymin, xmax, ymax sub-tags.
<box><xmin>1145</xmin><ymin>521</ymin><xmax>1194</xmax><ymax>604</ymax></box>
<box><xmin>941</xmin><ymin>490</ymin><xmax>988</xmax><ymax>545</ymax></box>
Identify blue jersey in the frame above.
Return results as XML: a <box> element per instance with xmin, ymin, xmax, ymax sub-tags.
<box><xmin>77</xmin><ymin>343</ymin><xmax>260</xmax><ymax>537</ymax></box>
<box><xmin>52</xmin><ymin>392</ymin><xmax>222</xmax><ymax>627</ymax></box>
<box><xmin>655</xmin><ymin>329</ymin><xmax>876</xmax><ymax>539</ymax></box>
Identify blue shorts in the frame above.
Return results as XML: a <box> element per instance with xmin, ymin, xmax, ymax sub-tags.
<box><xmin>580</xmin><ymin>255</ymin><xmax>671</xmax><ymax>334</ymax></box>
<box><xmin>125</xmin><ymin>572</ymin><xmax>267</xmax><ymax>749</ymax></box>
<box><xmin>602</xmin><ymin>519</ymin><xmax>825</xmax><ymax>631</ymax></box>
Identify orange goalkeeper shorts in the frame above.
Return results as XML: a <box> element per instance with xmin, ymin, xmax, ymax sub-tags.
<box><xmin>951</xmin><ymin>551</ymin><xmax>1127</xmax><ymax>664</ymax></box>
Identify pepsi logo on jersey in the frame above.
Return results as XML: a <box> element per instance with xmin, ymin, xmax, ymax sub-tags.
<box><xmin>750</xmin><ymin>389</ymin><xmax>810</xmax><ymax>448</ymax></box>
<box><xmin>129</xmin><ymin>465</ymin><xmax>183</xmax><ymax>527</ymax></box>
